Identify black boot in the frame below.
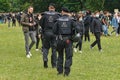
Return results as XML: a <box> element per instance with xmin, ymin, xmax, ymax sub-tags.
<box><xmin>44</xmin><ymin>61</ymin><xmax>48</xmax><ymax>68</ymax></box>
<box><xmin>64</xmin><ymin>73</ymin><xmax>69</xmax><ymax>77</ymax></box>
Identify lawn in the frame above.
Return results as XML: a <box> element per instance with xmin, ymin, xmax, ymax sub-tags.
<box><xmin>0</xmin><ymin>23</ymin><xmax>120</xmax><ymax>80</ymax></box>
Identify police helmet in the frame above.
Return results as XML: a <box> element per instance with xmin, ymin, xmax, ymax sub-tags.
<box><xmin>72</xmin><ymin>33</ymin><xmax>81</xmax><ymax>42</ymax></box>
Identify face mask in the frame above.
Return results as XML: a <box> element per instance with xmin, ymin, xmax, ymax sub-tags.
<box><xmin>38</xmin><ymin>16</ymin><xmax>41</xmax><ymax>20</ymax></box>
<box><xmin>96</xmin><ymin>14</ymin><xmax>99</xmax><ymax>18</ymax></box>
<box><xmin>79</xmin><ymin>17</ymin><xmax>83</xmax><ymax>21</ymax></box>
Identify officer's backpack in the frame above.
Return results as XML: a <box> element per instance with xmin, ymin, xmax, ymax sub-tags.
<box><xmin>44</xmin><ymin>11</ymin><xmax>59</xmax><ymax>30</ymax></box>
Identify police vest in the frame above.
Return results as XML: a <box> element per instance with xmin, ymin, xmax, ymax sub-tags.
<box><xmin>44</xmin><ymin>11</ymin><xmax>59</xmax><ymax>30</ymax></box>
<box><xmin>58</xmin><ymin>17</ymin><xmax>73</xmax><ymax>35</ymax></box>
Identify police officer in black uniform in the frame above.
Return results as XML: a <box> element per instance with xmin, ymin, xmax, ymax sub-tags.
<box><xmin>90</xmin><ymin>11</ymin><xmax>102</xmax><ymax>52</ymax></box>
<box><xmin>53</xmin><ymin>7</ymin><xmax>80</xmax><ymax>76</ymax></box>
<box><xmin>40</xmin><ymin>3</ymin><xmax>60</xmax><ymax>68</ymax></box>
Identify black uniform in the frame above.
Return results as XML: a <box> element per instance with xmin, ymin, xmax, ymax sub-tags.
<box><xmin>84</xmin><ymin>15</ymin><xmax>92</xmax><ymax>42</ymax></box>
<box><xmin>53</xmin><ymin>14</ymin><xmax>80</xmax><ymax>76</ymax></box>
<box><xmin>91</xmin><ymin>17</ymin><xmax>102</xmax><ymax>51</ymax></box>
<box><xmin>75</xmin><ymin>20</ymin><xmax>85</xmax><ymax>51</ymax></box>
<box><xmin>40</xmin><ymin>11</ymin><xmax>60</xmax><ymax>68</ymax></box>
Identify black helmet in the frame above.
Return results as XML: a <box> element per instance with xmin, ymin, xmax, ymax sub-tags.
<box><xmin>72</xmin><ymin>33</ymin><xmax>81</xmax><ymax>42</ymax></box>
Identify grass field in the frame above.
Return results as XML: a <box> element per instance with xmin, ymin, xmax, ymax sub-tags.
<box><xmin>0</xmin><ymin>23</ymin><xmax>120</xmax><ymax>80</ymax></box>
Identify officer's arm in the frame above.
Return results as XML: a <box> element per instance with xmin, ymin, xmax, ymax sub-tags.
<box><xmin>54</xmin><ymin>13</ymin><xmax>61</xmax><ymax>23</ymax></box>
<box><xmin>39</xmin><ymin>15</ymin><xmax>45</xmax><ymax>30</ymax></box>
<box><xmin>53</xmin><ymin>21</ymin><xmax>59</xmax><ymax>35</ymax></box>
<box><xmin>21</xmin><ymin>14</ymin><xmax>30</xmax><ymax>26</ymax></box>
<box><xmin>73</xmin><ymin>20</ymin><xmax>80</xmax><ymax>33</ymax></box>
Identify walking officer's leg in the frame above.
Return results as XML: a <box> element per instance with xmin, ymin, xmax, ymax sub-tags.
<box><xmin>51</xmin><ymin>38</ymin><xmax>57</xmax><ymax>68</ymax></box>
<box><xmin>57</xmin><ymin>40</ymin><xmax>64</xmax><ymax>74</ymax></box>
<box><xmin>42</xmin><ymin>36</ymin><xmax>50</xmax><ymax>68</ymax></box>
<box><xmin>64</xmin><ymin>41</ymin><xmax>73</xmax><ymax>76</ymax></box>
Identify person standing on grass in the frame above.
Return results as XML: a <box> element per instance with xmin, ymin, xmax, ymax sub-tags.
<box><xmin>40</xmin><ymin>3</ymin><xmax>60</xmax><ymax>68</ymax></box>
<box><xmin>111</xmin><ymin>14</ymin><xmax>119</xmax><ymax>36</ymax></box>
<box><xmin>12</xmin><ymin>13</ymin><xmax>16</xmax><ymax>27</ymax></box>
<box><xmin>101</xmin><ymin>11</ymin><xmax>110</xmax><ymax>36</ymax></box>
<box><xmin>7</xmin><ymin>13</ymin><xmax>12</xmax><ymax>28</ymax></box>
<box><xmin>90</xmin><ymin>11</ymin><xmax>103</xmax><ymax>52</ymax></box>
<box><xmin>21</xmin><ymin>6</ymin><xmax>36</xmax><ymax>58</ymax></box>
<box><xmin>84</xmin><ymin>10</ymin><xmax>92</xmax><ymax>42</ymax></box>
<box><xmin>53</xmin><ymin>7</ymin><xmax>80</xmax><ymax>76</ymax></box>
<box><xmin>117</xmin><ymin>13</ymin><xmax>120</xmax><ymax>34</ymax></box>
<box><xmin>35</xmin><ymin>14</ymin><xmax>42</xmax><ymax>51</ymax></box>
<box><xmin>74</xmin><ymin>12</ymin><xmax>85</xmax><ymax>53</ymax></box>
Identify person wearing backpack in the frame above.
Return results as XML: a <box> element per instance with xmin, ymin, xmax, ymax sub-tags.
<box><xmin>53</xmin><ymin>7</ymin><xmax>80</xmax><ymax>76</ymax></box>
<box><xmin>40</xmin><ymin>3</ymin><xmax>60</xmax><ymax>68</ymax></box>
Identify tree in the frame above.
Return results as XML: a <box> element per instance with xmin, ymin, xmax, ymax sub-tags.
<box><xmin>0</xmin><ymin>0</ymin><xmax>120</xmax><ymax>13</ymax></box>
<box><xmin>85</xmin><ymin>0</ymin><xmax>105</xmax><ymax>11</ymax></box>
<box><xmin>0</xmin><ymin>0</ymin><xmax>10</xmax><ymax>12</ymax></box>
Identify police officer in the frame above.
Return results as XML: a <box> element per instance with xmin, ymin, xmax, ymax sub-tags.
<box><xmin>21</xmin><ymin>6</ymin><xmax>36</xmax><ymax>58</ymax></box>
<box><xmin>90</xmin><ymin>11</ymin><xmax>102</xmax><ymax>52</ymax></box>
<box><xmin>53</xmin><ymin>7</ymin><xmax>80</xmax><ymax>76</ymax></box>
<box><xmin>40</xmin><ymin>3</ymin><xmax>60</xmax><ymax>68</ymax></box>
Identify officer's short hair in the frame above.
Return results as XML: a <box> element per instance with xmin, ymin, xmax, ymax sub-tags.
<box><xmin>49</xmin><ymin>3</ymin><xmax>56</xmax><ymax>8</ymax></box>
<box><xmin>61</xmin><ymin>7</ymin><xmax>70</xmax><ymax>13</ymax></box>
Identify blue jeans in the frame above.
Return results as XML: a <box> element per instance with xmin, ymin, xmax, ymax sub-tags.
<box><xmin>102</xmin><ymin>25</ymin><xmax>108</xmax><ymax>35</ymax></box>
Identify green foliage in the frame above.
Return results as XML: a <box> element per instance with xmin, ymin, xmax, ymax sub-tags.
<box><xmin>0</xmin><ymin>0</ymin><xmax>120</xmax><ymax>12</ymax></box>
<box><xmin>85</xmin><ymin>0</ymin><xmax>105</xmax><ymax>11</ymax></box>
<box><xmin>0</xmin><ymin>0</ymin><xmax>10</xmax><ymax>12</ymax></box>
<box><xmin>104</xmin><ymin>0</ymin><xmax>120</xmax><ymax>12</ymax></box>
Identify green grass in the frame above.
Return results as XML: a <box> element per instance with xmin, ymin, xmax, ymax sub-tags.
<box><xmin>0</xmin><ymin>23</ymin><xmax>120</xmax><ymax>80</ymax></box>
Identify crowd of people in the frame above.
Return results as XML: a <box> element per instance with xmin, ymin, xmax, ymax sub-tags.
<box><xmin>0</xmin><ymin>12</ymin><xmax>22</xmax><ymax>27</ymax></box>
<box><xmin>0</xmin><ymin>3</ymin><xmax>120</xmax><ymax>77</ymax></box>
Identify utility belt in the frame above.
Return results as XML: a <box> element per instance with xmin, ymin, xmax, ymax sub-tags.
<box><xmin>56</xmin><ymin>35</ymin><xmax>71</xmax><ymax>41</ymax></box>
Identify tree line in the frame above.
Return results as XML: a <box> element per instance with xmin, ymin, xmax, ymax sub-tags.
<box><xmin>0</xmin><ymin>0</ymin><xmax>120</xmax><ymax>13</ymax></box>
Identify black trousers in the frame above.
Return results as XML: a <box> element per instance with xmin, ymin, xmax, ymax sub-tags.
<box><xmin>42</xmin><ymin>31</ymin><xmax>57</xmax><ymax>67</ymax></box>
<box><xmin>75</xmin><ymin>35</ymin><xmax>83</xmax><ymax>51</ymax></box>
<box><xmin>12</xmin><ymin>21</ymin><xmax>16</xmax><ymax>27</ymax></box>
<box><xmin>117</xmin><ymin>23</ymin><xmax>120</xmax><ymax>34</ymax></box>
<box><xmin>91</xmin><ymin>32</ymin><xmax>102</xmax><ymax>50</ymax></box>
<box><xmin>84</xmin><ymin>30</ymin><xmax>90</xmax><ymax>42</ymax></box>
<box><xmin>36</xmin><ymin>35</ymin><xmax>40</xmax><ymax>49</ymax></box>
<box><xmin>57</xmin><ymin>39</ymin><xmax>73</xmax><ymax>75</ymax></box>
